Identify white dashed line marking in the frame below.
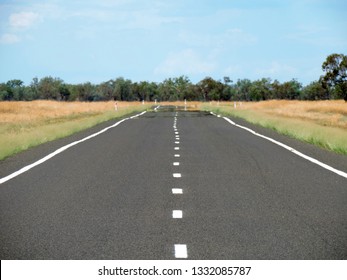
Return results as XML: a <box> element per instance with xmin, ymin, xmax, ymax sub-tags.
<box><xmin>172</xmin><ymin>188</ymin><xmax>183</xmax><ymax>194</ymax></box>
<box><xmin>174</xmin><ymin>147</ymin><xmax>180</xmax><ymax>150</ymax></box>
<box><xmin>173</xmin><ymin>162</ymin><xmax>180</xmax><ymax>166</ymax></box>
<box><xmin>175</xmin><ymin>132</ymin><xmax>179</xmax><ymax>135</ymax></box>
<box><xmin>173</xmin><ymin>173</ymin><xmax>181</xmax><ymax>178</ymax></box>
<box><xmin>174</xmin><ymin>154</ymin><xmax>180</xmax><ymax>157</ymax></box>
<box><xmin>175</xmin><ymin>141</ymin><xmax>180</xmax><ymax>144</ymax></box>
<box><xmin>174</xmin><ymin>244</ymin><xmax>188</xmax><ymax>258</ymax></box>
<box><xmin>172</xmin><ymin>210</ymin><xmax>183</xmax><ymax>218</ymax></box>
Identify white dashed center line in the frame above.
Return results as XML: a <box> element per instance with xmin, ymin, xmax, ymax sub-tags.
<box><xmin>172</xmin><ymin>210</ymin><xmax>183</xmax><ymax>218</ymax></box>
<box><xmin>174</xmin><ymin>244</ymin><xmax>188</xmax><ymax>258</ymax></box>
<box><xmin>172</xmin><ymin>188</ymin><xmax>183</xmax><ymax>194</ymax></box>
<box><xmin>171</xmin><ymin>113</ymin><xmax>188</xmax><ymax>258</ymax></box>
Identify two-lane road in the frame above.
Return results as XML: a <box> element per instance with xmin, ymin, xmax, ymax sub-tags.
<box><xmin>1</xmin><ymin>106</ymin><xmax>346</xmax><ymax>259</ymax></box>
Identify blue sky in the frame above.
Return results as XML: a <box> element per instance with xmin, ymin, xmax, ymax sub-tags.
<box><xmin>0</xmin><ymin>0</ymin><xmax>346</xmax><ymax>85</ymax></box>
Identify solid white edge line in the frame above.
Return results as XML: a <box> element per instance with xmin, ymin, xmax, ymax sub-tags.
<box><xmin>174</xmin><ymin>244</ymin><xmax>188</xmax><ymax>258</ymax></box>
<box><xmin>0</xmin><ymin>111</ymin><xmax>147</xmax><ymax>185</ymax></box>
<box><xmin>222</xmin><ymin>116</ymin><xmax>347</xmax><ymax>179</ymax></box>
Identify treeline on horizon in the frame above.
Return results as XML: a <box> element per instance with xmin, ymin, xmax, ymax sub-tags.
<box><xmin>1</xmin><ymin>53</ymin><xmax>346</xmax><ymax>102</ymax></box>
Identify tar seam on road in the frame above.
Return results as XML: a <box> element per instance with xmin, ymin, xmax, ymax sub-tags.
<box><xmin>0</xmin><ymin>111</ymin><xmax>147</xmax><ymax>185</ymax></box>
<box><xmin>220</xmin><ymin>115</ymin><xmax>347</xmax><ymax>179</ymax></box>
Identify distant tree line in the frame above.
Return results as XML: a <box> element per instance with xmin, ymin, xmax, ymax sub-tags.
<box><xmin>1</xmin><ymin>53</ymin><xmax>346</xmax><ymax>102</ymax></box>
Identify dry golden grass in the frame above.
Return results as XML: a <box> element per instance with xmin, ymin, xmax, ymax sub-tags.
<box><xmin>0</xmin><ymin>100</ymin><xmax>143</xmax><ymax>125</ymax></box>
<box><xmin>0</xmin><ymin>101</ymin><xmax>151</xmax><ymax>160</ymax></box>
<box><xmin>205</xmin><ymin>100</ymin><xmax>347</xmax><ymax>154</ymax></box>
<box><xmin>236</xmin><ymin>100</ymin><xmax>347</xmax><ymax>129</ymax></box>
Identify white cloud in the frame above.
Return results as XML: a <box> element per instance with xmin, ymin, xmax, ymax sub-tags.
<box><xmin>154</xmin><ymin>49</ymin><xmax>216</xmax><ymax>76</ymax></box>
<box><xmin>9</xmin><ymin>11</ymin><xmax>39</xmax><ymax>28</ymax></box>
<box><xmin>0</xmin><ymin>33</ymin><xmax>20</xmax><ymax>44</ymax></box>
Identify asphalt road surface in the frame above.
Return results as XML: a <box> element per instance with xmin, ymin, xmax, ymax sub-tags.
<box><xmin>1</xmin><ymin>106</ymin><xmax>346</xmax><ymax>259</ymax></box>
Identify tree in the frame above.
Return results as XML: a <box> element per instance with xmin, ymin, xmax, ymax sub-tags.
<box><xmin>197</xmin><ymin>77</ymin><xmax>224</xmax><ymax>101</ymax></box>
<box><xmin>0</xmin><ymin>83</ymin><xmax>8</xmax><ymax>100</ymax></box>
<box><xmin>113</xmin><ymin>77</ymin><xmax>134</xmax><ymax>101</ymax></box>
<box><xmin>59</xmin><ymin>84</ymin><xmax>71</xmax><ymax>101</ymax></box>
<box><xmin>28</xmin><ymin>77</ymin><xmax>40</xmax><ymax>100</ymax></box>
<box><xmin>38</xmin><ymin>77</ymin><xmax>63</xmax><ymax>100</ymax></box>
<box><xmin>321</xmin><ymin>53</ymin><xmax>347</xmax><ymax>101</ymax></box>
<box><xmin>173</xmin><ymin>76</ymin><xmax>192</xmax><ymax>100</ymax></box>
<box><xmin>249</xmin><ymin>78</ymin><xmax>272</xmax><ymax>101</ymax></box>
<box><xmin>73</xmin><ymin>82</ymin><xmax>96</xmax><ymax>101</ymax></box>
<box><xmin>3</xmin><ymin>79</ymin><xmax>24</xmax><ymax>100</ymax></box>
<box><xmin>159</xmin><ymin>78</ymin><xmax>179</xmax><ymax>101</ymax></box>
<box><xmin>97</xmin><ymin>80</ymin><xmax>114</xmax><ymax>100</ymax></box>
<box><xmin>234</xmin><ymin>79</ymin><xmax>252</xmax><ymax>101</ymax></box>
<box><xmin>271</xmin><ymin>79</ymin><xmax>301</xmax><ymax>99</ymax></box>
<box><xmin>221</xmin><ymin>77</ymin><xmax>233</xmax><ymax>100</ymax></box>
<box><xmin>283</xmin><ymin>79</ymin><xmax>302</xmax><ymax>100</ymax></box>
<box><xmin>136</xmin><ymin>81</ymin><xmax>157</xmax><ymax>101</ymax></box>
<box><xmin>301</xmin><ymin>81</ymin><xmax>329</xmax><ymax>100</ymax></box>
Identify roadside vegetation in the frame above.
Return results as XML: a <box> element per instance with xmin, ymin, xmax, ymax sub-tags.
<box><xmin>0</xmin><ymin>53</ymin><xmax>346</xmax><ymax>159</ymax></box>
<box><xmin>0</xmin><ymin>101</ymin><xmax>151</xmax><ymax>160</ymax></box>
<box><xmin>203</xmin><ymin>100</ymin><xmax>347</xmax><ymax>155</ymax></box>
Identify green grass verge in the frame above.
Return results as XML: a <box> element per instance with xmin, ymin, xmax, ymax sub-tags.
<box><xmin>0</xmin><ymin>105</ymin><xmax>152</xmax><ymax>161</ymax></box>
<box><xmin>202</xmin><ymin>104</ymin><xmax>347</xmax><ymax>155</ymax></box>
